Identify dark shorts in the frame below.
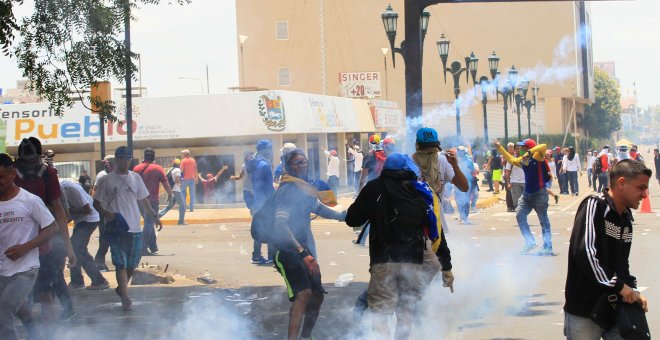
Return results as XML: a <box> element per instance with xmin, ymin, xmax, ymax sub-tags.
<box><xmin>34</xmin><ymin>237</ymin><xmax>67</xmax><ymax>295</ymax></box>
<box><xmin>110</xmin><ymin>232</ymin><xmax>143</xmax><ymax>270</ymax></box>
<box><xmin>274</xmin><ymin>250</ymin><xmax>327</xmax><ymax>301</ymax></box>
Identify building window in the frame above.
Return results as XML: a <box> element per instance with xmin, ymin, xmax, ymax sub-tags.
<box><xmin>54</xmin><ymin>161</ymin><xmax>92</xmax><ymax>182</ymax></box>
<box><xmin>276</xmin><ymin>21</ymin><xmax>288</xmax><ymax>40</ymax></box>
<box><xmin>278</xmin><ymin>68</ymin><xmax>291</xmax><ymax>86</ymax></box>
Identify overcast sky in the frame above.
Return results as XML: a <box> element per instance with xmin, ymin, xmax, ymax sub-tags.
<box><xmin>1</xmin><ymin>0</ymin><xmax>658</xmax><ymax>107</ymax></box>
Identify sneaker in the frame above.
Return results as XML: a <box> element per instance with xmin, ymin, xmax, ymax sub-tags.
<box><xmin>59</xmin><ymin>309</ymin><xmax>77</xmax><ymax>322</ymax></box>
<box><xmin>520</xmin><ymin>243</ymin><xmax>537</xmax><ymax>254</ymax></box>
<box><xmin>96</xmin><ymin>262</ymin><xmax>109</xmax><ymax>271</ymax></box>
<box><xmin>68</xmin><ymin>282</ymin><xmax>85</xmax><ymax>291</ymax></box>
<box><xmin>87</xmin><ymin>281</ymin><xmax>110</xmax><ymax>290</ymax></box>
<box><xmin>535</xmin><ymin>248</ymin><xmax>555</xmax><ymax>256</ymax></box>
<box><xmin>251</xmin><ymin>256</ymin><xmax>272</xmax><ymax>265</ymax></box>
<box><xmin>554</xmin><ymin>195</ymin><xmax>559</xmax><ymax>204</ymax></box>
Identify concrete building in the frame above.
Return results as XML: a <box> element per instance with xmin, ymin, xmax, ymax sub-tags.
<box><xmin>236</xmin><ymin>0</ymin><xmax>594</xmax><ymax>142</ymax></box>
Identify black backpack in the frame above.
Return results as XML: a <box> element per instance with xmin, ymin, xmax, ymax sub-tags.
<box><xmin>166</xmin><ymin>168</ymin><xmax>175</xmax><ymax>188</ymax></box>
<box><xmin>593</xmin><ymin>155</ymin><xmax>603</xmax><ymax>173</ymax></box>
<box><xmin>380</xmin><ymin>175</ymin><xmax>429</xmax><ymax>235</ymax></box>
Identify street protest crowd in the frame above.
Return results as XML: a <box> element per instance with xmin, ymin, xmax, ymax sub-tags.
<box><xmin>0</xmin><ymin>130</ymin><xmax>656</xmax><ymax>339</ymax></box>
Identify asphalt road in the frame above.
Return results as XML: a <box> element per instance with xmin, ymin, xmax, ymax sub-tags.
<box><xmin>44</xmin><ymin>176</ymin><xmax>660</xmax><ymax>339</ymax></box>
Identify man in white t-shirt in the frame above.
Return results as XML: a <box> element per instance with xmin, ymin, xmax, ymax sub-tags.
<box><xmin>505</xmin><ymin>145</ymin><xmax>526</xmax><ymax>208</ymax></box>
<box><xmin>323</xmin><ymin>148</ymin><xmax>340</xmax><ymax>197</ymax></box>
<box><xmin>93</xmin><ymin>146</ymin><xmax>161</xmax><ymax>311</ymax></box>
<box><xmin>61</xmin><ymin>180</ymin><xmax>109</xmax><ymax>290</ymax></box>
<box><xmin>0</xmin><ymin>154</ymin><xmax>58</xmax><ymax>339</ymax></box>
<box><xmin>347</xmin><ymin>145</ymin><xmax>363</xmax><ymax>194</ymax></box>
<box><xmin>158</xmin><ymin>159</ymin><xmax>186</xmax><ymax>224</ymax></box>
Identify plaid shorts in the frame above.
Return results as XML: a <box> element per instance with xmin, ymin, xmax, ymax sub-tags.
<box><xmin>109</xmin><ymin>232</ymin><xmax>143</xmax><ymax>270</ymax></box>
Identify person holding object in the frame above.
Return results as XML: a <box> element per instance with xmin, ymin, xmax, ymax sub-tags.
<box><xmin>93</xmin><ymin>146</ymin><xmax>162</xmax><ymax>311</ymax></box>
<box><xmin>269</xmin><ymin>149</ymin><xmax>346</xmax><ymax>340</ymax></box>
<box><xmin>493</xmin><ymin>138</ymin><xmax>554</xmax><ymax>255</ymax></box>
<box><xmin>564</xmin><ymin>159</ymin><xmax>651</xmax><ymax>338</ymax></box>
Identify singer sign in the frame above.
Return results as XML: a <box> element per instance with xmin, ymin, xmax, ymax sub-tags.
<box><xmin>339</xmin><ymin>72</ymin><xmax>381</xmax><ymax>98</ymax></box>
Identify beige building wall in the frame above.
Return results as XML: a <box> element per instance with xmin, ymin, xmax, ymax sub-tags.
<box><xmin>236</xmin><ymin>0</ymin><xmax>593</xmax><ymax>139</ymax></box>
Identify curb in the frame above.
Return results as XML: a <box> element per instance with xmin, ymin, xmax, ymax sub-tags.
<box><xmin>161</xmin><ymin>217</ymin><xmax>252</xmax><ymax>225</ymax></box>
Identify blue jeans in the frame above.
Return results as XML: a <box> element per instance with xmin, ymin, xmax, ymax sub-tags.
<box><xmin>559</xmin><ymin>172</ymin><xmax>569</xmax><ymax>193</ymax></box>
<box><xmin>454</xmin><ymin>190</ymin><xmax>470</xmax><ymax>222</ymax></box>
<box><xmin>70</xmin><ymin>221</ymin><xmax>105</xmax><ymax>286</ymax></box>
<box><xmin>516</xmin><ymin>189</ymin><xmax>552</xmax><ymax>250</ymax></box>
<box><xmin>597</xmin><ymin>172</ymin><xmax>609</xmax><ymax>192</ymax></box>
<box><xmin>328</xmin><ymin>175</ymin><xmax>339</xmax><ymax>197</ymax></box>
<box><xmin>141</xmin><ymin>201</ymin><xmax>160</xmax><ymax>253</ymax></box>
<box><xmin>181</xmin><ymin>179</ymin><xmax>196</xmax><ymax>211</ymax></box>
<box><xmin>564</xmin><ymin>312</ymin><xmax>623</xmax><ymax>340</ymax></box>
<box><xmin>159</xmin><ymin>191</ymin><xmax>186</xmax><ymax>224</ymax></box>
<box><xmin>567</xmin><ymin>171</ymin><xmax>579</xmax><ymax>194</ymax></box>
<box><xmin>587</xmin><ymin>168</ymin><xmax>593</xmax><ymax>187</ymax></box>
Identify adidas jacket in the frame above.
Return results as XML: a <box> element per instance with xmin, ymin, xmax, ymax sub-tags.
<box><xmin>563</xmin><ymin>190</ymin><xmax>637</xmax><ymax>317</ymax></box>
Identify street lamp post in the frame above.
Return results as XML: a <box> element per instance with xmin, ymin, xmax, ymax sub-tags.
<box><xmin>381</xmin><ymin>3</ymin><xmax>431</xmax><ymax>140</ymax></box>
<box><xmin>523</xmin><ymin>82</ymin><xmax>539</xmax><ymax>138</ymax></box>
<box><xmin>239</xmin><ymin>35</ymin><xmax>248</xmax><ymax>86</ymax></box>
<box><xmin>497</xmin><ymin>66</ymin><xmax>518</xmax><ymax>144</ymax></box>
<box><xmin>381</xmin><ymin>47</ymin><xmax>389</xmax><ymax>100</ymax></box>
<box><xmin>515</xmin><ymin>77</ymin><xmax>530</xmax><ymax>141</ymax></box>
<box><xmin>478</xmin><ymin>51</ymin><xmax>500</xmax><ymax>142</ymax></box>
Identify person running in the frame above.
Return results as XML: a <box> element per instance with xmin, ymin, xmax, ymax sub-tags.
<box><xmin>0</xmin><ymin>153</ymin><xmax>58</xmax><ymax>340</ymax></box>
<box><xmin>14</xmin><ymin>137</ymin><xmax>77</xmax><ymax>323</ymax></box>
<box><xmin>60</xmin><ymin>180</ymin><xmax>110</xmax><ymax>290</ymax></box>
<box><xmin>595</xmin><ymin>146</ymin><xmax>611</xmax><ymax>192</ymax></box>
<box><xmin>93</xmin><ymin>146</ymin><xmax>162</xmax><ymax>311</ymax></box>
<box><xmin>564</xmin><ymin>160</ymin><xmax>651</xmax><ymax>338</ymax></box>
<box><xmin>269</xmin><ymin>148</ymin><xmax>345</xmax><ymax>340</ymax></box>
<box><xmin>346</xmin><ymin>143</ymin><xmax>363</xmax><ymax>194</ymax></box>
<box><xmin>346</xmin><ymin>152</ymin><xmax>452</xmax><ymax>339</ymax></box>
<box><xmin>585</xmin><ymin>151</ymin><xmax>595</xmax><ymax>190</ymax></box>
<box><xmin>322</xmin><ymin>148</ymin><xmax>340</xmax><ymax>197</ymax></box>
<box><xmin>494</xmin><ymin>138</ymin><xmax>554</xmax><ymax>255</ymax></box>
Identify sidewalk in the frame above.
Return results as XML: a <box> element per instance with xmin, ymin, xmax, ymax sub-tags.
<box><xmin>158</xmin><ymin>190</ymin><xmax>502</xmax><ymax>225</ymax></box>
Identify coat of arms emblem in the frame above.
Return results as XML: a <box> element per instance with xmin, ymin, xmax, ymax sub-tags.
<box><xmin>258</xmin><ymin>94</ymin><xmax>286</xmax><ymax>131</ymax></box>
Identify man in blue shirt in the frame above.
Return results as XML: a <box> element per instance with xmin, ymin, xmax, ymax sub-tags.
<box><xmin>246</xmin><ymin>139</ymin><xmax>275</xmax><ymax>264</ymax></box>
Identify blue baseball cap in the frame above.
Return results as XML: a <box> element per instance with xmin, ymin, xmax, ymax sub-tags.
<box><xmin>416</xmin><ymin>127</ymin><xmax>439</xmax><ymax>143</ymax></box>
<box><xmin>256</xmin><ymin>139</ymin><xmax>272</xmax><ymax>151</ymax></box>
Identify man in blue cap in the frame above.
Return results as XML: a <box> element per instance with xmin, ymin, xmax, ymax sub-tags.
<box><xmin>494</xmin><ymin>138</ymin><xmax>554</xmax><ymax>255</ymax></box>
<box><xmin>246</xmin><ymin>139</ymin><xmax>275</xmax><ymax>264</ymax></box>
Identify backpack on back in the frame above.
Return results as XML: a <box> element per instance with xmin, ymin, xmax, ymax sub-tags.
<box><xmin>166</xmin><ymin>168</ymin><xmax>175</xmax><ymax>188</ymax></box>
<box><xmin>380</xmin><ymin>176</ymin><xmax>428</xmax><ymax>236</ymax></box>
<box><xmin>250</xmin><ymin>191</ymin><xmax>278</xmax><ymax>244</ymax></box>
<box><xmin>593</xmin><ymin>155</ymin><xmax>604</xmax><ymax>173</ymax></box>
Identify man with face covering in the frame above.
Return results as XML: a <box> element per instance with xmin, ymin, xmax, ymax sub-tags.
<box><xmin>14</xmin><ymin>137</ymin><xmax>78</xmax><ymax>323</ymax></box>
<box><xmin>270</xmin><ymin>148</ymin><xmax>346</xmax><ymax>340</ymax></box>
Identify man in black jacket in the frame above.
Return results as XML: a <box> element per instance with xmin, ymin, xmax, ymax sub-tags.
<box><xmin>346</xmin><ymin>153</ymin><xmax>452</xmax><ymax>339</ymax></box>
<box><xmin>564</xmin><ymin>159</ymin><xmax>651</xmax><ymax>338</ymax></box>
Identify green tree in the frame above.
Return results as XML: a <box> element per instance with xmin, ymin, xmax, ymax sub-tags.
<box><xmin>3</xmin><ymin>0</ymin><xmax>188</xmax><ymax>120</ymax></box>
<box><xmin>584</xmin><ymin>67</ymin><xmax>622</xmax><ymax>139</ymax></box>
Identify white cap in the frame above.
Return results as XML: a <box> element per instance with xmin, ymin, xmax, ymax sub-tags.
<box><xmin>280</xmin><ymin>142</ymin><xmax>297</xmax><ymax>152</ymax></box>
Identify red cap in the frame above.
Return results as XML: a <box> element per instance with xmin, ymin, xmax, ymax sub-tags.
<box><xmin>517</xmin><ymin>139</ymin><xmax>537</xmax><ymax>149</ymax></box>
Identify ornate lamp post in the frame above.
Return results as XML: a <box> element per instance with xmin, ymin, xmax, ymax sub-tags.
<box><xmin>436</xmin><ymin>36</ymin><xmax>481</xmax><ymax>137</ymax></box>
<box><xmin>497</xmin><ymin>66</ymin><xmax>518</xmax><ymax>144</ymax></box>
<box><xmin>381</xmin><ymin>4</ymin><xmax>431</xmax><ymax>143</ymax></box>
<box><xmin>478</xmin><ymin>51</ymin><xmax>500</xmax><ymax>142</ymax></box>
<box><xmin>523</xmin><ymin>82</ymin><xmax>539</xmax><ymax>138</ymax></box>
